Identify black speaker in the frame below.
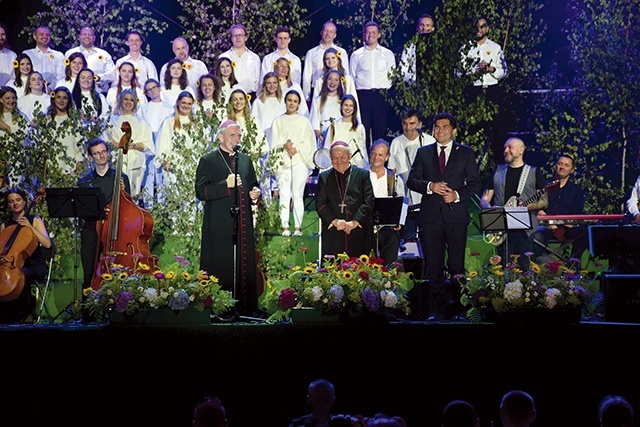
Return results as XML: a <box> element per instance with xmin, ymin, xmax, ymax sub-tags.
<box><xmin>601</xmin><ymin>273</ymin><xmax>640</xmax><ymax>323</ymax></box>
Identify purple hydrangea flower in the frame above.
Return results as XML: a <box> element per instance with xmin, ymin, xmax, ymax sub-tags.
<box><xmin>361</xmin><ymin>287</ymin><xmax>380</xmax><ymax>312</ymax></box>
<box><xmin>168</xmin><ymin>289</ymin><xmax>190</xmax><ymax>310</ymax></box>
<box><xmin>115</xmin><ymin>291</ymin><xmax>134</xmax><ymax>312</ymax></box>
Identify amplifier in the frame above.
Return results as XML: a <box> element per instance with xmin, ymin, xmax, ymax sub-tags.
<box><xmin>601</xmin><ymin>273</ymin><xmax>640</xmax><ymax>323</ymax></box>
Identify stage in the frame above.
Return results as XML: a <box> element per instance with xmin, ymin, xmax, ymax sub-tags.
<box><xmin>2</xmin><ymin>316</ymin><xmax>639</xmax><ymax>427</ymax></box>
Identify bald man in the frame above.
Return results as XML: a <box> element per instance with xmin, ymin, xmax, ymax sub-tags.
<box><xmin>480</xmin><ymin>137</ymin><xmax>547</xmax><ymax>270</ymax></box>
<box><xmin>159</xmin><ymin>36</ymin><xmax>208</xmax><ymax>94</ymax></box>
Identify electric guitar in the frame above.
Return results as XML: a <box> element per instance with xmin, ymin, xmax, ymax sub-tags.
<box><xmin>484</xmin><ymin>180</ymin><xmax>560</xmax><ymax>246</ymax></box>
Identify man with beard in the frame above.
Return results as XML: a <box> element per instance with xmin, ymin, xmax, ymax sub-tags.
<box><xmin>0</xmin><ymin>23</ymin><xmax>17</xmax><ymax>87</ymax></box>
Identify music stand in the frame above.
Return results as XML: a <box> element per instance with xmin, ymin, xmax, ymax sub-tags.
<box><xmin>45</xmin><ymin>187</ymin><xmax>106</xmax><ymax>322</ymax></box>
<box><xmin>373</xmin><ymin>197</ymin><xmax>405</xmax><ymax>258</ymax></box>
<box><xmin>480</xmin><ymin>207</ymin><xmax>531</xmax><ymax>260</ymax></box>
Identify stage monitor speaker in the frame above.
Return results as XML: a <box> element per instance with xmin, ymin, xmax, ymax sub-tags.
<box><xmin>601</xmin><ymin>273</ymin><xmax>640</xmax><ymax>323</ymax></box>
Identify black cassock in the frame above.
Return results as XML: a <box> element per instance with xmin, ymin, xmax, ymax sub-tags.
<box><xmin>195</xmin><ymin>148</ymin><xmax>259</xmax><ymax>316</ymax></box>
<box><xmin>316</xmin><ymin>165</ymin><xmax>375</xmax><ymax>260</ymax></box>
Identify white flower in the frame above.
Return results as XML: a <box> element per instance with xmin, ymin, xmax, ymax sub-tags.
<box><xmin>381</xmin><ymin>290</ymin><xmax>398</xmax><ymax>308</ymax></box>
<box><xmin>544</xmin><ymin>288</ymin><xmax>562</xmax><ymax>309</ymax></box>
<box><xmin>503</xmin><ymin>280</ymin><xmax>524</xmax><ymax>301</ymax></box>
<box><xmin>312</xmin><ymin>285</ymin><xmax>323</xmax><ymax>301</ymax></box>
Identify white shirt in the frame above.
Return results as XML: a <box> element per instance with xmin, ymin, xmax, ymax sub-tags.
<box><xmin>350</xmin><ymin>44</ymin><xmax>396</xmax><ymax>90</ymax></box>
<box><xmin>301</xmin><ymin>43</ymin><xmax>350</xmax><ymax>102</ymax></box>
<box><xmin>160</xmin><ymin>84</ymin><xmax>196</xmax><ymax>108</ymax></box>
<box><xmin>270</xmin><ymin>113</ymin><xmax>316</xmax><ymax>171</ymax></box>
<box><xmin>251</xmin><ymin>96</ymin><xmax>285</xmax><ymax>147</ymax></box>
<box><xmin>261</xmin><ymin>50</ymin><xmax>302</xmax><ymax>85</ymax></box>
<box><xmin>389</xmin><ymin>132</ymin><xmax>435</xmax><ymax>205</ymax></box>
<box><xmin>309</xmin><ymin>93</ymin><xmax>342</xmax><ymax>135</ymax></box>
<box><xmin>460</xmin><ymin>38</ymin><xmax>507</xmax><ymax>87</ymax></box>
<box><xmin>23</xmin><ymin>47</ymin><xmax>66</xmax><ymax>87</ymax></box>
<box><xmin>64</xmin><ymin>46</ymin><xmax>116</xmax><ymax>91</ymax></box>
<box><xmin>115</xmin><ymin>54</ymin><xmax>159</xmax><ymax>86</ymax></box>
<box><xmin>0</xmin><ymin>48</ymin><xmax>17</xmax><ymax>86</ymax></box>
<box><xmin>5</xmin><ymin>76</ymin><xmax>28</xmax><ymax>98</ymax></box>
<box><xmin>159</xmin><ymin>56</ymin><xmax>208</xmax><ymax>94</ymax></box>
<box><xmin>218</xmin><ymin>49</ymin><xmax>261</xmax><ymax>93</ymax></box>
<box><xmin>17</xmin><ymin>93</ymin><xmax>50</xmax><ymax>120</ymax></box>
<box><xmin>370</xmin><ymin>169</ymin><xmax>406</xmax><ymax>198</ymax></box>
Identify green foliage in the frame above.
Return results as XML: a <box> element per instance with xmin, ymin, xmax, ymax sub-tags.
<box><xmin>534</xmin><ymin>0</ymin><xmax>640</xmax><ymax>213</ymax></box>
<box><xmin>175</xmin><ymin>0</ymin><xmax>310</xmax><ymax>67</ymax></box>
<box><xmin>22</xmin><ymin>0</ymin><xmax>168</xmax><ymax>58</ymax></box>
<box><xmin>388</xmin><ymin>0</ymin><xmax>544</xmax><ymax>173</ymax></box>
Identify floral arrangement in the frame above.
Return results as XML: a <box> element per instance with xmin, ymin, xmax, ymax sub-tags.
<box><xmin>83</xmin><ymin>255</ymin><xmax>237</xmax><ymax>322</ymax></box>
<box><xmin>262</xmin><ymin>253</ymin><xmax>414</xmax><ymax>322</ymax></box>
<box><xmin>459</xmin><ymin>253</ymin><xmax>599</xmax><ymax>322</ymax></box>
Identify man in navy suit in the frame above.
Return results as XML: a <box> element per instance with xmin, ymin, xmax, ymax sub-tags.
<box><xmin>407</xmin><ymin>112</ymin><xmax>481</xmax><ymax>320</ymax></box>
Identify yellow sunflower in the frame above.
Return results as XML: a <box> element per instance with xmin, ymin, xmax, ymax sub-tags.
<box><xmin>12</xmin><ymin>60</ymin><xmax>19</xmax><ymax>68</ymax></box>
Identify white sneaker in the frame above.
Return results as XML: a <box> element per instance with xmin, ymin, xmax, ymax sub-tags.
<box><xmin>293</xmin><ymin>230</ymin><xmax>303</xmax><ymax>237</ymax></box>
<box><xmin>282</xmin><ymin>230</ymin><xmax>291</xmax><ymax>237</ymax></box>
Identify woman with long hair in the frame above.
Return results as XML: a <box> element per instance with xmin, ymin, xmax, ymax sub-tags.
<box><xmin>251</xmin><ymin>71</ymin><xmax>284</xmax><ymax>145</ymax></box>
<box><xmin>106</xmin><ymin>61</ymin><xmax>147</xmax><ymax>111</ymax></box>
<box><xmin>323</xmin><ymin>94</ymin><xmax>368</xmax><ymax>168</ymax></box>
<box><xmin>195</xmin><ymin>73</ymin><xmax>224</xmax><ymax>120</ymax></box>
<box><xmin>215</xmin><ymin>57</ymin><xmax>241</xmax><ymax>104</ymax></box>
<box><xmin>0</xmin><ymin>86</ymin><xmax>28</xmax><ymax>135</ymax></box>
<box><xmin>57</xmin><ymin>52</ymin><xmax>87</xmax><ymax>92</ymax></box>
<box><xmin>309</xmin><ymin>68</ymin><xmax>345</xmax><ymax>146</ymax></box>
<box><xmin>0</xmin><ymin>187</ymin><xmax>52</xmax><ymax>324</ymax></box>
<box><xmin>226</xmin><ymin>87</ymin><xmax>268</xmax><ymax>157</ymax></box>
<box><xmin>270</xmin><ymin>90</ymin><xmax>315</xmax><ymax>236</ymax></box>
<box><xmin>273</xmin><ymin>57</ymin><xmax>308</xmax><ymax>117</ymax></box>
<box><xmin>17</xmin><ymin>71</ymin><xmax>50</xmax><ymax>120</ymax></box>
<box><xmin>47</xmin><ymin>86</ymin><xmax>84</xmax><ymax>173</ymax></box>
<box><xmin>311</xmin><ymin>47</ymin><xmax>357</xmax><ymax>101</ymax></box>
<box><xmin>6</xmin><ymin>53</ymin><xmax>33</xmax><ymax>97</ymax></box>
<box><xmin>104</xmin><ymin>88</ymin><xmax>153</xmax><ymax>197</ymax></box>
<box><xmin>71</xmin><ymin>67</ymin><xmax>108</xmax><ymax>119</ymax></box>
<box><xmin>161</xmin><ymin>58</ymin><xmax>195</xmax><ymax>108</ymax></box>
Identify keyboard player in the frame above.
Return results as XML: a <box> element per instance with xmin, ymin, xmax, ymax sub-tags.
<box><xmin>534</xmin><ymin>154</ymin><xmax>589</xmax><ymax>263</ymax></box>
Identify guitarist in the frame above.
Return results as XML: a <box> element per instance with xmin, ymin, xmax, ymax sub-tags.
<box><xmin>534</xmin><ymin>154</ymin><xmax>588</xmax><ymax>264</ymax></box>
<box><xmin>480</xmin><ymin>137</ymin><xmax>547</xmax><ymax>271</ymax></box>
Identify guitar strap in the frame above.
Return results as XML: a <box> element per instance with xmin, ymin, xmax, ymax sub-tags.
<box><xmin>515</xmin><ymin>165</ymin><xmax>531</xmax><ymax>203</ymax></box>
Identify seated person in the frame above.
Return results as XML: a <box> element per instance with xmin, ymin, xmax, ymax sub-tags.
<box><xmin>535</xmin><ymin>154</ymin><xmax>588</xmax><ymax>263</ymax></box>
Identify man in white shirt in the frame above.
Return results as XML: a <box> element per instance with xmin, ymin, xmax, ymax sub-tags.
<box><xmin>301</xmin><ymin>21</ymin><xmax>349</xmax><ymax>104</ymax></box>
<box><xmin>388</xmin><ymin>109</ymin><xmax>435</xmax><ymax>242</ymax></box>
<box><xmin>369</xmin><ymin>139</ymin><xmax>405</xmax><ymax>266</ymax></box>
<box><xmin>23</xmin><ymin>25</ymin><xmax>65</xmax><ymax>89</ymax></box>
<box><xmin>64</xmin><ymin>25</ymin><xmax>116</xmax><ymax>93</ymax></box>
<box><xmin>115</xmin><ymin>30</ymin><xmax>159</xmax><ymax>86</ymax></box>
<box><xmin>158</xmin><ymin>37</ymin><xmax>208</xmax><ymax>94</ymax></box>
<box><xmin>459</xmin><ymin>17</ymin><xmax>508</xmax><ymax>166</ymax></box>
<box><xmin>400</xmin><ymin>14</ymin><xmax>435</xmax><ymax>83</ymax></box>
<box><xmin>260</xmin><ymin>26</ymin><xmax>302</xmax><ymax>85</ymax></box>
<box><xmin>0</xmin><ymin>23</ymin><xmax>17</xmax><ymax>87</ymax></box>
<box><xmin>219</xmin><ymin>24</ymin><xmax>261</xmax><ymax>102</ymax></box>
<box><xmin>350</xmin><ymin>21</ymin><xmax>396</xmax><ymax>152</ymax></box>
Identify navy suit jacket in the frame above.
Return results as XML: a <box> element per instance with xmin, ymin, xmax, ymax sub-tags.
<box><xmin>407</xmin><ymin>141</ymin><xmax>481</xmax><ymax>224</ymax></box>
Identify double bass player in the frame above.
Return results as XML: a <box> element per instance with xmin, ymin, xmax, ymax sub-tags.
<box><xmin>77</xmin><ymin>138</ymin><xmax>130</xmax><ymax>298</ymax></box>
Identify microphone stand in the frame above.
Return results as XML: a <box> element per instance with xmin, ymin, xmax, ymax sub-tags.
<box><xmin>229</xmin><ymin>151</ymin><xmax>240</xmax><ymax>317</ymax></box>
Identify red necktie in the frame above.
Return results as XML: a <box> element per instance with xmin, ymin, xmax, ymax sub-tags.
<box><xmin>439</xmin><ymin>146</ymin><xmax>446</xmax><ymax>173</ymax></box>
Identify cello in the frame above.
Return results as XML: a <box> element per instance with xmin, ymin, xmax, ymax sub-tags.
<box><xmin>90</xmin><ymin>121</ymin><xmax>158</xmax><ymax>290</ymax></box>
<box><xmin>0</xmin><ymin>189</ymin><xmax>45</xmax><ymax>301</ymax></box>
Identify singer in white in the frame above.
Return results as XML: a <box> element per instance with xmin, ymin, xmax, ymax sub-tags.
<box><xmin>270</xmin><ymin>90</ymin><xmax>316</xmax><ymax>237</ymax></box>
<box><xmin>195</xmin><ymin>120</ymin><xmax>262</xmax><ymax>318</ymax></box>
<box><xmin>407</xmin><ymin>112</ymin><xmax>481</xmax><ymax>321</ymax></box>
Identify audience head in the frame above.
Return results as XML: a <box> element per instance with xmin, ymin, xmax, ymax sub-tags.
<box><xmin>306</xmin><ymin>378</ymin><xmax>336</xmax><ymax>413</ymax></box>
<box><xmin>49</xmin><ymin>86</ymin><xmax>74</xmax><ymax>117</ymax></box>
<box><xmin>115</xmin><ymin>88</ymin><xmax>139</xmax><ymax>115</ymax></box>
<box><xmin>229</xmin><ymin>24</ymin><xmax>248</xmax><ymax>49</ymax></box>
<box><xmin>13</xmin><ymin>53</ymin><xmax>33</xmax><ymax>84</ymax></box>
<box><xmin>65</xmin><ymin>52</ymin><xmax>88</xmax><ymax>80</ymax></box>
<box><xmin>417</xmin><ymin>14</ymin><xmax>435</xmax><ymax>34</ymax></box>
<box><xmin>441</xmin><ymin>399</ymin><xmax>480</xmax><ymax>427</ymax></box>
<box><xmin>79</xmin><ymin>25</ymin><xmax>96</xmax><ymax>49</ymax></box>
<box><xmin>274</xmin><ymin>26</ymin><xmax>291</xmax><ymax>50</ymax></box>
<box><xmin>500</xmin><ymin>390</ymin><xmax>536</xmax><ymax>427</ymax></box>
<box><xmin>0</xmin><ymin>86</ymin><xmax>18</xmax><ymax>113</ymax></box>
<box><xmin>0</xmin><ymin>22</ymin><xmax>9</xmax><ymax>49</ymax></box>
<box><xmin>164</xmin><ymin>57</ymin><xmax>188</xmax><ymax>89</ymax></box>
<box><xmin>320</xmin><ymin>21</ymin><xmax>338</xmax><ymax>45</ymax></box>
<box><xmin>554</xmin><ymin>154</ymin><xmax>576</xmax><ymax>179</ymax></box>
<box><xmin>401</xmin><ymin>108</ymin><xmax>423</xmax><ymax>138</ymax></box>
<box><xmin>599</xmin><ymin>395</ymin><xmax>634</xmax><ymax>427</ymax></box>
<box><xmin>365</xmin><ymin>413</ymin><xmax>406</xmax><ymax>427</ymax></box>
<box><xmin>216</xmin><ymin>57</ymin><xmax>238</xmax><ymax>86</ymax></box>
<box><xmin>192</xmin><ymin>396</ymin><xmax>227</xmax><ymax>427</ymax></box>
<box><xmin>197</xmin><ymin>73</ymin><xmax>222</xmax><ymax>103</ymax></box>
<box><xmin>143</xmin><ymin>78</ymin><xmax>162</xmax><ymax>101</ymax></box>
<box><xmin>503</xmin><ymin>137</ymin><xmax>526</xmax><ymax>164</ymax></box>
<box><xmin>125</xmin><ymin>30</ymin><xmax>144</xmax><ymax>52</ymax></box>
<box><xmin>172</xmin><ymin>36</ymin><xmax>190</xmax><ymax>61</ymax></box>
<box><xmin>86</xmin><ymin>138</ymin><xmax>110</xmax><ymax>161</ymax></box>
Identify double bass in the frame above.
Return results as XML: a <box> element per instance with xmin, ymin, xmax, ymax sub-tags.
<box><xmin>0</xmin><ymin>190</ymin><xmax>45</xmax><ymax>301</ymax></box>
<box><xmin>90</xmin><ymin>122</ymin><xmax>158</xmax><ymax>290</ymax></box>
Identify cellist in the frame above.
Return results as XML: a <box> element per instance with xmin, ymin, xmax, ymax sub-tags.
<box><xmin>0</xmin><ymin>188</ymin><xmax>52</xmax><ymax>323</ymax></box>
<box><xmin>77</xmin><ymin>138</ymin><xmax>130</xmax><ymax>298</ymax></box>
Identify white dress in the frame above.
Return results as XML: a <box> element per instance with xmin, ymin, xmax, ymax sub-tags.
<box><xmin>309</xmin><ymin>93</ymin><xmax>342</xmax><ymax>138</ymax></box>
<box><xmin>17</xmin><ymin>93</ymin><xmax>50</xmax><ymax>121</ymax></box>
<box><xmin>160</xmin><ymin>84</ymin><xmax>196</xmax><ymax>108</ymax></box>
<box><xmin>104</xmin><ymin>113</ymin><xmax>154</xmax><ymax>197</ymax></box>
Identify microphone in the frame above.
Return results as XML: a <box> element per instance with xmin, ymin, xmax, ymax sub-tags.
<box><xmin>233</xmin><ymin>144</ymin><xmax>242</xmax><ymax>152</ymax></box>
<box><xmin>349</xmin><ymin>139</ymin><xmax>363</xmax><ymax>159</ymax></box>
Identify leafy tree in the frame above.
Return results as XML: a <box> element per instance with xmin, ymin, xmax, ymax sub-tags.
<box><xmin>175</xmin><ymin>0</ymin><xmax>310</xmax><ymax>67</ymax></box>
<box><xmin>534</xmin><ymin>0</ymin><xmax>640</xmax><ymax>213</ymax></box>
<box><xmin>21</xmin><ymin>0</ymin><xmax>168</xmax><ymax>59</ymax></box>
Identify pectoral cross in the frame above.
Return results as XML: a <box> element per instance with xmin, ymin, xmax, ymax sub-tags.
<box><xmin>339</xmin><ymin>201</ymin><xmax>347</xmax><ymax>213</ymax></box>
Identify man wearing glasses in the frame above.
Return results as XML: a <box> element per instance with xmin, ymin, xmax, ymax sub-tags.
<box><xmin>459</xmin><ymin>17</ymin><xmax>508</xmax><ymax>167</ymax></box>
<box><xmin>77</xmin><ymin>138</ymin><xmax>131</xmax><ymax>295</ymax></box>
<box><xmin>218</xmin><ymin>24</ymin><xmax>261</xmax><ymax>103</ymax></box>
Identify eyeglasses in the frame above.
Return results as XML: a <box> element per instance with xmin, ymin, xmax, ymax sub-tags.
<box><xmin>231</xmin><ymin>34</ymin><xmax>246</xmax><ymax>39</ymax></box>
<box><xmin>145</xmin><ymin>85</ymin><xmax>160</xmax><ymax>93</ymax></box>
<box><xmin>91</xmin><ymin>150</ymin><xmax>108</xmax><ymax>157</ymax></box>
